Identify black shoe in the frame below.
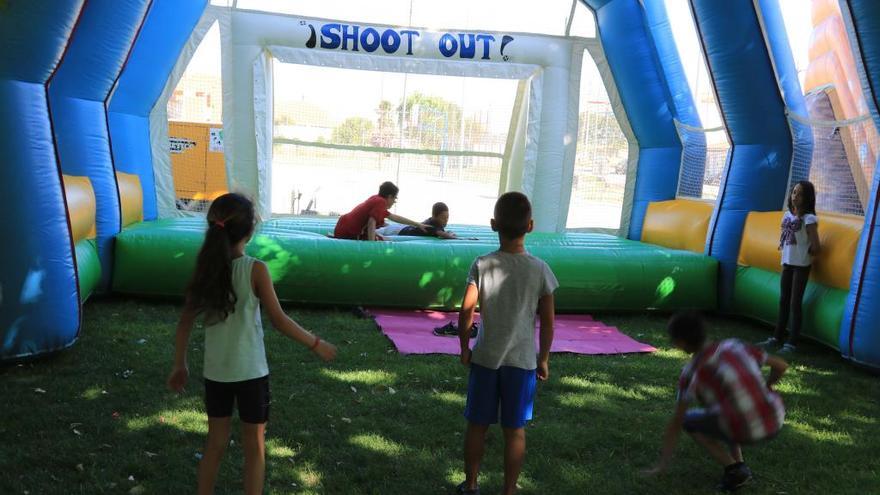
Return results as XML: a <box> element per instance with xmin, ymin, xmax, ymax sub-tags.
<box><xmin>469</xmin><ymin>322</ymin><xmax>479</xmax><ymax>339</ymax></box>
<box><xmin>455</xmin><ymin>481</ymin><xmax>480</xmax><ymax>494</ymax></box>
<box><xmin>352</xmin><ymin>306</ymin><xmax>373</xmax><ymax>319</ymax></box>
<box><xmin>433</xmin><ymin>322</ymin><xmax>480</xmax><ymax>338</ymax></box>
<box><xmin>433</xmin><ymin>322</ymin><xmax>458</xmax><ymax>336</ymax></box>
<box><xmin>716</xmin><ymin>463</ymin><xmax>753</xmax><ymax>492</ymax></box>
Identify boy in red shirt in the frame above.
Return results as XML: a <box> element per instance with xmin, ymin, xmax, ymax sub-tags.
<box><xmin>333</xmin><ymin>182</ymin><xmax>427</xmax><ymax>240</ymax></box>
<box><xmin>645</xmin><ymin>311</ymin><xmax>788</xmax><ymax>491</ymax></box>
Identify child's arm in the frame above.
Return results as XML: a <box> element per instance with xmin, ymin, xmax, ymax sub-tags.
<box><xmin>765</xmin><ymin>355</ymin><xmax>788</xmax><ymax>389</ymax></box>
<box><xmin>807</xmin><ymin>223</ymin><xmax>821</xmax><ymax>256</ymax></box>
<box><xmin>537</xmin><ymin>293</ymin><xmax>555</xmax><ymax>381</ymax></box>
<box><xmin>366</xmin><ymin>217</ymin><xmax>378</xmax><ymax>241</ymax></box>
<box><xmin>253</xmin><ymin>261</ymin><xmax>337</xmax><ymax>362</ymax></box>
<box><xmin>386</xmin><ymin>213</ymin><xmax>428</xmax><ymax>232</ymax></box>
<box><xmin>167</xmin><ymin>304</ymin><xmax>197</xmax><ymax>392</ymax></box>
<box><xmin>458</xmin><ymin>284</ymin><xmax>479</xmax><ymax>366</ymax></box>
<box><xmin>643</xmin><ymin>401</ymin><xmax>688</xmax><ymax>475</ymax></box>
<box><xmin>437</xmin><ymin>230</ymin><xmax>458</xmax><ymax>239</ymax></box>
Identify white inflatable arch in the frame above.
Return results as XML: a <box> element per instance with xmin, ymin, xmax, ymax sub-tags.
<box><xmin>154</xmin><ymin>6</ymin><xmax>632</xmax><ymax>232</ymax></box>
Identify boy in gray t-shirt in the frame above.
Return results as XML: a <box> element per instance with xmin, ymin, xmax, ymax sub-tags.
<box><xmin>455</xmin><ymin>192</ymin><xmax>558</xmax><ymax>495</ymax></box>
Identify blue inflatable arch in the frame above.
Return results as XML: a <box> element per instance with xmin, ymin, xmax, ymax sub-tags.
<box><xmin>109</xmin><ymin>0</ymin><xmax>209</xmax><ymax>222</ymax></box>
<box><xmin>47</xmin><ymin>0</ymin><xmax>152</xmax><ymax>288</ymax></box>
<box><xmin>840</xmin><ymin>0</ymin><xmax>880</xmax><ymax>369</ymax></box>
<box><xmin>0</xmin><ymin>0</ymin><xmax>205</xmax><ymax>360</ymax></box>
<box><xmin>0</xmin><ymin>1</ymin><xmax>85</xmax><ymax>360</ymax></box>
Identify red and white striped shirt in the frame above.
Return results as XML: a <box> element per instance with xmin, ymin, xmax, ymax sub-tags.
<box><xmin>678</xmin><ymin>339</ymin><xmax>785</xmax><ymax>443</ymax></box>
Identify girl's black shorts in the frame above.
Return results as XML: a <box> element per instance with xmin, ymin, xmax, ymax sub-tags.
<box><xmin>204</xmin><ymin>375</ymin><xmax>271</xmax><ymax>424</ymax></box>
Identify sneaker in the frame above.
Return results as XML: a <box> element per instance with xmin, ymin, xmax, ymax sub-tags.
<box><xmin>433</xmin><ymin>322</ymin><xmax>480</xmax><ymax>338</ymax></box>
<box><xmin>455</xmin><ymin>481</ymin><xmax>480</xmax><ymax>495</ymax></box>
<box><xmin>778</xmin><ymin>343</ymin><xmax>797</xmax><ymax>355</ymax></box>
<box><xmin>717</xmin><ymin>463</ymin><xmax>753</xmax><ymax>492</ymax></box>
<box><xmin>756</xmin><ymin>337</ymin><xmax>780</xmax><ymax>349</ymax></box>
<box><xmin>433</xmin><ymin>322</ymin><xmax>458</xmax><ymax>336</ymax></box>
<box><xmin>352</xmin><ymin>306</ymin><xmax>373</xmax><ymax>319</ymax></box>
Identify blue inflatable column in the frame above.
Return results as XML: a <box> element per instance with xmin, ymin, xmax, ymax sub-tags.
<box><xmin>754</xmin><ymin>0</ymin><xmax>812</xmax><ymax>186</ymax></box>
<box><xmin>47</xmin><ymin>0</ymin><xmax>151</xmax><ymax>288</ymax></box>
<box><xmin>584</xmin><ymin>0</ymin><xmax>683</xmax><ymax>241</ymax></box>
<box><xmin>108</xmin><ymin>0</ymin><xmax>208</xmax><ymax>222</ymax></box>
<box><xmin>641</xmin><ymin>1</ymin><xmax>706</xmax><ymax>203</ymax></box>
<box><xmin>692</xmin><ymin>0</ymin><xmax>794</xmax><ymax>308</ymax></box>
<box><xmin>0</xmin><ymin>1</ymin><xmax>86</xmax><ymax>360</ymax></box>
<box><xmin>840</xmin><ymin>0</ymin><xmax>880</xmax><ymax>369</ymax></box>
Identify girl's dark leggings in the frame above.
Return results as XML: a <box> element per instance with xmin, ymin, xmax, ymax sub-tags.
<box><xmin>774</xmin><ymin>264</ymin><xmax>811</xmax><ymax>345</ymax></box>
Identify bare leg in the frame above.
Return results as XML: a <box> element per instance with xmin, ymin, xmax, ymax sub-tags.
<box><xmin>198</xmin><ymin>417</ymin><xmax>232</xmax><ymax>495</ymax></box>
<box><xmin>464</xmin><ymin>422</ymin><xmax>490</xmax><ymax>490</ymax></box>
<box><xmin>689</xmin><ymin>432</ymin><xmax>736</xmax><ymax>467</ymax></box>
<box><xmin>730</xmin><ymin>443</ymin><xmax>744</xmax><ymax>463</ymax></box>
<box><xmin>502</xmin><ymin>427</ymin><xmax>526</xmax><ymax>495</ymax></box>
<box><xmin>241</xmin><ymin>422</ymin><xmax>266</xmax><ymax>495</ymax></box>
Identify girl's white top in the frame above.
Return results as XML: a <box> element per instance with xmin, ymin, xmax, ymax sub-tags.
<box><xmin>780</xmin><ymin>211</ymin><xmax>818</xmax><ymax>267</ymax></box>
<box><xmin>203</xmin><ymin>256</ymin><xmax>269</xmax><ymax>382</ymax></box>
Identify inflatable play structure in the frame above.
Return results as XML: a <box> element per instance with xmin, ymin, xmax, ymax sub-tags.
<box><xmin>2</xmin><ymin>1</ymin><xmax>880</xmax><ymax>370</ymax></box>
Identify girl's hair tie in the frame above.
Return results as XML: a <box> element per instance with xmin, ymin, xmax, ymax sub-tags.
<box><xmin>212</xmin><ymin>214</ymin><xmax>235</xmax><ymax>229</ymax></box>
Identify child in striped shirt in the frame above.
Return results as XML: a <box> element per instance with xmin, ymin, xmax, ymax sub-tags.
<box><xmin>644</xmin><ymin>312</ymin><xmax>789</xmax><ymax>491</ymax></box>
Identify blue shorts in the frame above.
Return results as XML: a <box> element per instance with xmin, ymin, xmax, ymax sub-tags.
<box><xmin>464</xmin><ymin>363</ymin><xmax>537</xmax><ymax>429</ymax></box>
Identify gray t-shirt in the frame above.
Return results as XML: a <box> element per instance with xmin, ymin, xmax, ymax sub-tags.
<box><xmin>467</xmin><ymin>250</ymin><xmax>559</xmax><ymax>370</ymax></box>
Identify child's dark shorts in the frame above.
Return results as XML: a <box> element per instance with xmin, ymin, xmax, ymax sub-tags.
<box><xmin>204</xmin><ymin>375</ymin><xmax>271</xmax><ymax>424</ymax></box>
<box><xmin>682</xmin><ymin>408</ymin><xmax>731</xmax><ymax>443</ymax></box>
<box><xmin>682</xmin><ymin>408</ymin><xmax>781</xmax><ymax>446</ymax></box>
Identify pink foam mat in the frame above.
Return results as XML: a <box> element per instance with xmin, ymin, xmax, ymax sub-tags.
<box><xmin>371</xmin><ymin>309</ymin><xmax>656</xmax><ymax>356</ymax></box>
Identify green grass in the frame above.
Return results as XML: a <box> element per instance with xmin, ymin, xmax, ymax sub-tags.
<box><xmin>1</xmin><ymin>298</ymin><xmax>878</xmax><ymax>494</ymax></box>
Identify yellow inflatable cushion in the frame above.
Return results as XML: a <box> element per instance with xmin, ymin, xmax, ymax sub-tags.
<box><xmin>738</xmin><ymin>210</ymin><xmax>862</xmax><ymax>290</ymax></box>
<box><xmin>117</xmin><ymin>171</ymin><xmax>144</xmax><ymax>228</ymax></box>
<box><xmin>63</xmin><ymin>175</ymin><xmax>97</xmax><ymax>242</ymax></box>
<box><xmin>642</xmin><ymin>199</ymin><xmax>714</xmax><ymax>253</ymax></box>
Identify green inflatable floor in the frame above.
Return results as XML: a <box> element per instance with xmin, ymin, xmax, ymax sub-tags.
<box><xmin>113</xmin><ymin>217</ymin><xmax>718</xmax><ymax>311</ymax></box>
<box><xmin>732</xmin><ymin>266</ymin><xmax>847</xmax><ymax>349</ymax></box>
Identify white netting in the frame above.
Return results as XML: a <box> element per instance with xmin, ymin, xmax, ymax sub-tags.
<box><xmin>788</xmin><ymin>93</ymin><xmax>879</xmax><ymax>215</ymax></box>
<box><xmin>674</xmin><ymin>120</ymin><xmax>729</xmax><ymax>201</ymax></box>
<box><xmin>566</xmin><ymin>50</ymin><xmax>629</xmax><ymax>230</ymax></box>
<box><xmin>272</xmin><ymin>62</ymin><xmax>516</xmax><ymax>225</ymax></box>
<box><xmin>166</xmin><ymin>22</ymin><xmax>225</xmax><ymax>213</ymax></box>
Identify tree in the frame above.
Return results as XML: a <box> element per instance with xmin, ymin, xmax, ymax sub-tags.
<box><xmin>371</xmin><ymin>100</ymin><xmax>396</xmax><ymax>148</ymax></box>
<box><xmin>398</xmin><ymin>92</ymin><xmax>463</xmax><ymax>151</ymax></box>
<box><xmin>331</xmin><ymin>116</ymin><xmax>374</xmax><ymax>146</ymax></box>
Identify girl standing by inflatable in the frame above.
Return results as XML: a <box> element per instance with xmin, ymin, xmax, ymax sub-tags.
<box><xmin>759</xmin><ymin>181</ymin><xmax>821</xmax><ymax>354</ymax></box>
<box><xmin>167</xmin><ymin>193</ymin><xmax>337</xmax><ymax>495</ymax></box>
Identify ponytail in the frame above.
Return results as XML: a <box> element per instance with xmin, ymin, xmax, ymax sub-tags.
<box><xmin>185</xmin><ymin>193</ymin><xmax>256</xmax><ymax>324</ymax></box>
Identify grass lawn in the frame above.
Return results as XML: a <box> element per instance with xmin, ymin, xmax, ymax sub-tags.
<box><xmin>1</xmin><ymin>298</ymin><xmax>878</xmax><ymax>494</ymax></box>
